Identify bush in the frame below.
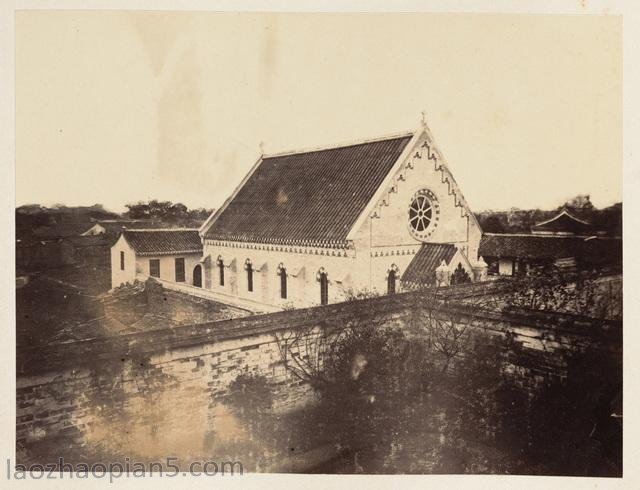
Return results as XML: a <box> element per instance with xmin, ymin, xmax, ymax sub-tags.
<box><xmin>226</xmin><ymin>373</ymin><xmax>273</xmax><ymax>423</ymax></box>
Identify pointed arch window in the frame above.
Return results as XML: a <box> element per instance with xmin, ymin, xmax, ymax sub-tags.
<box><xmin>216</xmin><ymin>256</ymin><xmax>225</xmax><ymax>286</ymax></box>
<box><xmin>317</xmin><ymin>268</ymin><xmax>329</xmax><ymax>305</ymax></box>
<box><xmin>245</xmin><ymin>259</ymin><xmax>254</xmax><ymax>292</ymax></box>
<box><xmin>387</xmin><ymin>264</ymin><xmax>399</xmax><ymax>294</ymax></box>
<box><xmin>277</xmin><ymin>263</ymin><xmax>288</xmax><ymax>299</ymax></box>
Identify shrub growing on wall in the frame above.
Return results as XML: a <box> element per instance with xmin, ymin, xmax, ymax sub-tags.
<box><xmin>226</xmin><ymin>372</ymin><xmax>274</xmax><ymax>424</ymax></box>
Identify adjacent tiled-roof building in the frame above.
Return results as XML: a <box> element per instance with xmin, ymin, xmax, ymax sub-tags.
<box><xmin>479</xmin><ymin>234</ymin><xmax>582</xmax><ymax>260</ymax></box>
<box><xmin>82</xmin><ymin>220</ymin><xmax>166</xmax><ymax>238</ymax></box>
<box><xmin>33</xmin><ymin>223</ymin><xmax>95</xmax><ymax>239</ymax></box>
<box><xmin>111</xmin><ymin>229</ymin><xmax>204</xmax><ymax>289</ymax></box>
<box><xmin>479</xmin><ymin>233</ymin><xmax>621</xmax><ymax>276</ymax></box>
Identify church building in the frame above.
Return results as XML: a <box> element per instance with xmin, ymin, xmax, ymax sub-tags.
<box><xmin>195</xmin><ymin>121</ymin><xmax>486</xmax><ymax>309</ymax></box>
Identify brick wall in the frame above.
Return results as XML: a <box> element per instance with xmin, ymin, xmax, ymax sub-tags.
<box><xmin>16</xmin><ymin>289</ymin><xmax>620</xmax><ymax>464</ymax></box>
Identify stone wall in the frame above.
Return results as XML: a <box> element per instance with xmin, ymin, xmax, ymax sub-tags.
<box><xmin>16</xmin><ymin>289</ymin><xmax>620</xmax><ymax>466</ymax></box>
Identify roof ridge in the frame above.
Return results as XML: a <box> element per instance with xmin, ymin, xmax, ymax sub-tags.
<box><xmin>483</xmin><ymin>232</ymin><xmax>584</xmax><ymax>238</ymax></box>
<box><xmin>533</xmin><ymin>208</ymin><xmax>591</xmax><ymax>227</ymax></box>
<box><xmin>124</xmin><ymin>228</ymin><xmax>199</xmax><ymax>232</ymax></box>
<box><xmin>262</xmin><ymin>130</ymin><xmax>414</xmax><ymax>158</ymax></box>
<box><xmin>99</xmin><ymin>219</ymin><xmax>159</xmax><ymax>222</ymax></box>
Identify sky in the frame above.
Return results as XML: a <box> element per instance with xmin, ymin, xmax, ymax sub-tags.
<box><xmin>16</xmin><ymin>11</ymin><xmax>622</xmax><ymax>213</ymax></box>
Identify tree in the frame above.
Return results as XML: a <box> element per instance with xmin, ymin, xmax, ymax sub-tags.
<box><xmin>564</xmin><ymin>194</ymin><xmax>595</xmax><ymax>213</ymax></box>
<box><xmin>124</xmin><ymin>200</ymin><xmax>213</xmax><ymax>226</ymax></box>
<box><xmin>503</xmin><ymin>267</ymin><xmax>621</xmax><ymax>320</ymax></box>
<box><xmin>274</xmin><ymin>285</ymin><xmax>621</xmax><ymax>474</ymax></box>
<box><xmin>479</xmin><ymin>214</ymin><xmax>506</xmax><ymax>233</ymax></box>
<box><xmin>226</xmin><ymin>373</ymin><xmax>273</xmax><ymax>429</ymax></box>
<box><xmin>450</xmin><ymin>263</ymin><xmax>472</xmax><ymax>285</ymax></box>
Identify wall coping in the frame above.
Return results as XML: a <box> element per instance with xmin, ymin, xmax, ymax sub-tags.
<box><xmin>17</xmin><ymin>282</ymin><xmax>621</xmax><ymax>377</ymax></box>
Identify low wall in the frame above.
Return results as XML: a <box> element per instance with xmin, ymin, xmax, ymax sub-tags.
<box><xmin>16</xmin><ymin>289</ymin><xmax>621</xmax><ymax>466</ymax></box>
<box><xmin>103</xmin><ymin>279</ymin><xmax>250</xmax><ymax>329</ymax></box>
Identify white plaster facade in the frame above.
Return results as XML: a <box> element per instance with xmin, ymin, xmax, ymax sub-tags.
<box><xmin>198</xmin><ymin>125</ymin><xmax>486</xmax><ymax>309</ymax></box>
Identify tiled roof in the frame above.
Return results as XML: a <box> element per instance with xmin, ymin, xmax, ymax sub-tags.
<box><xmin>96</xmin><ymin>220</ymin><xmax>165</xmax><ymax>235</ymax></box>
<box><xmin>204</xmin><ymin>134</ymin><xmax>414</xmax><ymax>247</ymax></box>
<box><xmin>65</xmin><ymin>235</ymin><xmax>110</xmax><ymax>247</ymax></box>
<box><xmin>401</xmin><ymin>243</ymin><xmax>457</xmax><ymax>285</ymax></box>
<box><xmin>122</xmin><ymin>229</ymin><xmax>202</xmax><ymax>256</ymax></box>
<box><xmin>33</xmin><ymin>223</ymin><xmax>94</xmax><ymax>239</ymax></box>
<box><xmin>480</xmin><ymin>233</ymin><xmax>585</xmax><ymax>259</ymax></box>
<box><xmin>479</xmin><ymin>233</ymin><xmax>622</xmax><ymax>267</ymax></box>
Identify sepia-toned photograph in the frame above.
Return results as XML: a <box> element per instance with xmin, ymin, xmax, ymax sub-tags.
<box><xmin>13</xmin><ymin>8</ymin><xmax>623</xmax><ymax>480</ymax></box>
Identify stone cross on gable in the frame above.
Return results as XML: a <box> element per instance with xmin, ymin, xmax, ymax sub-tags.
<box><xmin>420</xmin><ymin>111</ymin><xmax>428</xmax><ymax>128</ymax></box>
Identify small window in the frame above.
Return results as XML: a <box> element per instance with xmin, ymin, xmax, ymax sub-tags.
<box><xmin>175</xmin><ymin>258</ymin><xmax>185</xmax><ymax>282</ymax></box>
<box><xmin>487</xmin><ymin>258</ymin><xmax>499</xmax><ymax>275</ymax></box>
<box><xmin>149</xmin><ymin>259</ymin><xmax>160</xmax><ymax>278</ymax></box>
<box><xmin>120</xmin><ymin>251</ymin><xmax>125</xmax><ymax>271</ymax></box>
<box><xmin>279</xmin><ymin>266</ymin><xmax>287</xmax><ymax>299</ymax></box>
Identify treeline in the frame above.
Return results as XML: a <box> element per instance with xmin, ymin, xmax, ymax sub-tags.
<box><xmin>475</xmin><ymin>195</ymin><xmax>621</xmax><ymax>236</ymax></box>
<box><xmin>123</xmin><ymin>200</ymin><xmax>213</xmax><ymax>227</ymax></box>
<box><xmin>16</xmin><ymin>200</ymin><xmax>215</xmax><ymax>236</ymax></box>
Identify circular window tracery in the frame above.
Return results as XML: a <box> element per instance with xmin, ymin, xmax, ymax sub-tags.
<box><xmin>408</xmin><ymin>189</ymin><xmax>439</xmax><ymax>240</ymax></box>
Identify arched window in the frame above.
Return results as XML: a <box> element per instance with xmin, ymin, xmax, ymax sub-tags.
<box><xmin>217</xmin><ymin>256</ymin><xmax>224</xmax><ymax>286</ymax></box>
<box><xmin>387</xmin><ymin>264</ymin><xmax>399</xmax><ymax>294</ymax></box>
<box><xmin>193</xmin><ymin>264</ymin><xmax>202</xmax><ymax>288</ymax></box>
<box><xmin>317</xmin><ymin>269</ymin><xmax>329</xmax><ymax>305</ymax></box>
<box><xmin>245</xmin><ymin>259</ymin><xmax>254</xmax><ymax>292</ymax></box>
<box><xmin>277</xmin><ymin>263</ymin><xmax>287</xmax><ymax>299</ymax></box>
<box><xmin>387</xmin><ymin>271</ymin><xmax>396</xmax><ymax>294</ymax></box>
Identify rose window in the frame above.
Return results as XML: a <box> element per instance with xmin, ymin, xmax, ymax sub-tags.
<box><xmin>408</xmin><ymin>189</ymin><xmax>439</xmax><ymax>240</ymax></box>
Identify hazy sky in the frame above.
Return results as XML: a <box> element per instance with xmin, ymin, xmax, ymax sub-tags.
<box><xmin>16</xmin><ymin>11</ymin><xmax>621</xmax><ymax>213</ymax></box>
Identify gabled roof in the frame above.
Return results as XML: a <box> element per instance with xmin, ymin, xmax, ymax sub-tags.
<box><xmin>121</xmin><ymin>229</ymin><xmax>202</xmax><ymax>256</ymax></box>
<box><xmin>401</xmin><ymin>243</ymin><xmax>457</xmax><ymax>285</ymax></box>
<box><xmin>203</xmin><ymin>133</ymin><xmax>414</xmax><ymax>247</ymax></box>
<box><xmin>531</xmin><ymin>209</ymin><xmax>592</xmax><ymax>235</ymax></box>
